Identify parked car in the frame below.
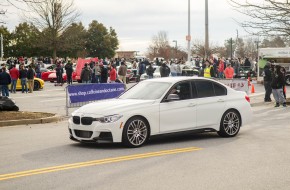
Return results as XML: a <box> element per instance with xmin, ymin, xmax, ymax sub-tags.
<box><xmin>235</xmin><ymin>66</ymin><xmax>257</xmax><ymax>78</ymax></box>
<box><xmin>11</xmin><ymin>77</ymin><xmax>45</xmax><ymax>91</ymax></box>
<box><xmin>47</xmin><ymin>71</ymin><xmax>77</xmax><ymax>83</ymax></box>
<box><xmin>69</xmin><ymin>77</ymin><xmax>252</xmax><ymax>148</ymax></box>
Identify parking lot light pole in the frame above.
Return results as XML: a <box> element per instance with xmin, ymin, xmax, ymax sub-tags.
<box><xmin>187</xmin><ymin>0</ymin><xmax>191</xmax><ymax>63</ymax></box>
<box><xmin>173</xmin><ymin>40</ymin><xmax>177</xmax><ymax>58</ymax></box>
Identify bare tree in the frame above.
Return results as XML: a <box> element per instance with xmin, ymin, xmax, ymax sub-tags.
<box><xmin>192</xmin><ymin>39</ymin><xmax>223</xmax><ymax>58</ymax></box>
<box><xmin>0</xmin><ymin>0</ymin><xmax>44</xmax><ymax>24</ymax></box>
<box><xmin>147</xmin><ymin>31</ymin><xmax>171</xmax><ymax>60</ymax></box>
<box><xmin>25</xmin><ymin>0</ymin><xmax>80</xmax><ymax>59</ymax></box>
<box><xmin>229</xmin><ymin>0</ymin><xmax>290</xmax><ymax>37</ymax></box>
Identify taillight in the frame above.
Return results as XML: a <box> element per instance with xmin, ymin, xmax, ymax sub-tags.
<box><xmin>245</xmin><ymin>95</ymin><xmax>250</xmax><ymax>103</ymax></box>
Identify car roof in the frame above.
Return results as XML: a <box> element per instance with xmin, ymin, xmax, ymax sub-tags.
<box><xmin>142</xmin><ymin>77</ymin><xmax>232</xmax><ymax>89</ymax></box>
<box><xmin>144</xmin><ymin>76</ymin><xmax>207</xmax><ymax>83</ymax></box>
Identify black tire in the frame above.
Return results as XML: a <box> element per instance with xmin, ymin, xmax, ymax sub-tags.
<box><xmin>77</xmin><ymin>80</ymin><xmax>82</xmax><ymax>83</ymax></box>
<box><xmin>285</xmin><ymin>75</ymin><xmax>290</xmax><ymax>86</ymax></box>
<box><xmin>122</xmin><ymin>116</ymin><xmax>150</xmax><ymax>148</ymax></box>
<box><xmin>34</xmin><ymin>81</ymin><xmax>40</xmax><ymax>91</ymax></box>
<box><xmin>217</xmin><ymin>110</ymin><xmax>241</xmax><ymax>137</ymax></box>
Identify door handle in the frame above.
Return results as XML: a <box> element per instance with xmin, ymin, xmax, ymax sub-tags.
<box><xmin>217</xmin><ymin>99</ymin><xmax>225</xmax><ymax>102</ymax></box>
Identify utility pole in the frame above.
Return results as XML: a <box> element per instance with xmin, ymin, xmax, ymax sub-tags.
<box><xmin>205</xmin><ymin>0</ymin><xmax>209</xmax><ymax>58</ymax></box>
<box><xmin>230</xmin><ymin>38</ymin><xmax>233</xmax><ymax>60</ymax></box>
<box><xmin>187</xmin><ymin>0</ymin><xmax>191</xmax><ymax>63</ymax></box>
<box><xmin>0</xmin><ymin>34</ymin><xmax>3</xmax><ymax>61</ymax></box>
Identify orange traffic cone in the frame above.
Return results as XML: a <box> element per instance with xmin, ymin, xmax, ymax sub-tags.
<box><xmin>251</xmin><ymin>83</ymin><xmax>255</xmax><ymax>93</ymax></box>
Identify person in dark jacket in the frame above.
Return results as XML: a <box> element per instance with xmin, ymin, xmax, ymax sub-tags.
<box><xmin>81</xmin><ymin>63</ymin><xmax>92</xmax><ymax>83</ymax></box>
<box><xmin>100</xmin><ymin>63</ymin><xmax>108</xmax><ymax>83</ymax></box>
<box><xmin>55</xmin><ymin>63</ymin><xmax>64</xmax><ymax>85</ymax></box>
<box><xmin>65</xmin><ymin>61</ymin><xmax>73</xmax><ymax>85</ymax></box>
<box><xmin>146</xmin><ymin>64</ymin><xmax>156</xmax><ymax>79</ymax></box>
<box><xmin>159</xmin><ymin>63</ymin><xmax>170</xmax><ymax>77</ymax></box>
<box><xmin>138</xmin><ymin>61</ymin><xmax>146</xmax><ymax>75</ymax></box>
<box><xmin>271</xmin><ymin>65</ymin><xmax>286</xmax><ymax>107</ymax></box>
<box><xmin>27</xmin><ymin>65</ymin><xmax>35</xmax><ymax>93</ymax></box>
<box><xmin>0</xmin><ymin>67</ymin><xmax>12</xmax><ymax>97</ymax></box>
<box><xmin>263</xmin><ymin>62</ymin><xmax>273</xmax><ymax>102</ymax></box>
<box><xmin>280</xmin><ymin>66</ymin><xmax>287</xmax><ymax>99</ymax></box>
<box><xmin>19</xmin><ymin>65</ymin><xmax>28</xmax><ymax>93</ymax></box>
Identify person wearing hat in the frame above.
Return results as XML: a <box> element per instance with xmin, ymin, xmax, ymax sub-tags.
<box><xmin>224</xmin><ymin>63</ymin><xmax>234</xmax><ymax>79</ymax></box>
<box><xmin>263</xmin><ymin>62</ymin><xmax>273</xmax><ymax>102</ymax></box>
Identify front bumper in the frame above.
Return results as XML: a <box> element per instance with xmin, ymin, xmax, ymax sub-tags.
<box><xmin>68</xmin><ymin>117</ymin><xmax>124</xmax><ymax>143</ymax></box>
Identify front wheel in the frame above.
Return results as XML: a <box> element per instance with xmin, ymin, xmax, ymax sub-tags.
<box><xmin>217</xmin><ymin>110</ymin><xmax>241</xmax><ymax>137</ymax></box>
<box><xmin>122</xmin><ymin>117</ymin><xmax>150</xmax><ymax>148</ymax></box>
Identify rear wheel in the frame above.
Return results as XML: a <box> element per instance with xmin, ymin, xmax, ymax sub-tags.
<box><xmin>34</xmin><ymin>81</ymin><xmax>40</xmax><ymax>91</ymax></box>
<box><xmin>217</xmin><ymin>110</ymin><xmax>241</xmax><ymax>137</ymax></box>
<box><xmin>122</xmin><ymin>117</ymin><xmax>150</xmax><ymax>148</ymax></box>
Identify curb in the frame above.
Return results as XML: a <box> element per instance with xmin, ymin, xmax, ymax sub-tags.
<box><xmin>0</xmin><ymin>115</ymin><xmax>64</xmax><ymax>127</ymax></box>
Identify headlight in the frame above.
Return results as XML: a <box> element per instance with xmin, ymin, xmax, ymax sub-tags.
<box><xmin>99</xmin><ymin>114</ymin><xmax>123</xmax><ymax>123</ymax></box>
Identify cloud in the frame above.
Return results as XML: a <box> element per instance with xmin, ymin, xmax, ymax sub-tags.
<box><xmin>4</xmin><ymin>0</ymin><xmax>253</xmax><ymax>54</ymax></box>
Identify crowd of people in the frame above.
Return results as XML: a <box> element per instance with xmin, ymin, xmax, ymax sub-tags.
<box><xmin>1</xmin><ymin>55</ymin><xmax>285</xmax><ymax>108</ymax></box>
<box><xmin>0</xmin><ymin>61</ymin><xmax>36</xmax><ymax>97</ymax></box>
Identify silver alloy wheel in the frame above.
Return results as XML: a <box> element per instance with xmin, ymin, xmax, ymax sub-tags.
<box><xmin>223</xmin><ymin>112</ymin><xmax>240</xmax><ymax>135</ymax></box>
<box><xmin>127</xmin><ymin>119</ymin><xmax>148</xmax><ymax>146</ymax></box>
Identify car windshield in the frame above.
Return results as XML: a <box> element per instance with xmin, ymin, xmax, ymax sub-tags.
<box><xmin>119</xmin><ymin>81</ymin><xmax>171</xmax><ymax>100</ymax></box>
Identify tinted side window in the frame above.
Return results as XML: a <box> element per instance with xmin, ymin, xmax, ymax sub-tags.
<box><xmin>195</xmin><ymin>80</ymin><xmax>215</xmax><ymax>98</ymax></box>
<box><xmin>190</xmin><ymin>82</ymin><xmax>198</xmax><ymax>99</ymax></box>
<box><xmin>168</xmin><ymin>82</ymin><xmax>191</xmax><ymax>100</ymax></box>
<box><xmin>213</xmin><ymin>82</ymin><xmax>227</xmax><ymax>96</ymax></box>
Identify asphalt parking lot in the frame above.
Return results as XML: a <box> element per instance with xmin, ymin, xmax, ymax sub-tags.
<box><xmin>1</xmin><ymin>81</ymin><xmax>290</xmax><ymax>190</ymax></box>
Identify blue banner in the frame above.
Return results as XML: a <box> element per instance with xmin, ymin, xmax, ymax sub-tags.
<box><xmin>67</xmin><ymin>83</ymin><xmax>125</xmax><ymax>103</ymax></box>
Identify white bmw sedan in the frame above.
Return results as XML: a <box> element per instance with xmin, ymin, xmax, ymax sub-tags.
<box><xmin>68</xmin><ymin>77</ymin><xmax>252</xmax><ymax>148</ymax></box>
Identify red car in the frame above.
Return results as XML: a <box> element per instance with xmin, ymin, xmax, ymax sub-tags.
<box><xmin>47</xmin><ymin>71</ymin><xmax>77</xmax><ymax>83</ymax></box>
<box><xmin>75</xmin><ymin>58</ymin><xmax>99</xmax><ymax>83</ymax></box>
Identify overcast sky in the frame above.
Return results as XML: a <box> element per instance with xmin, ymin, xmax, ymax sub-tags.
<box><xmin>5</xmin><ymin>0</ymin><xmax>255</xmax><ymax>54</ymax></box>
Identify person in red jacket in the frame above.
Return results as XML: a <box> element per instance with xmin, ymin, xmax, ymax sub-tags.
<box><xmin>218</xmin><ymin>58</ymin><xmax>225</xmax><ymax>78</ymax></box>
<box><xmin>224</xmin><ymin>63</ymin><xmax>234</xmax><ymax>79</ymax></box>
<box><xmin>109</xmin><ymin>64</ymin><xmax>117</xmax><ymax>83</ymax></box>
<box><xmin>9</xmin><ymin>65</ymin><xmax>19</xmax><ymax>93</ymax></box>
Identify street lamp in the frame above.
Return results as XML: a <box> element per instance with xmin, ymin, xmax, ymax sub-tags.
<box><xmin>187</xmin><ymin>0</ymin><xmax>191</xmax><ymax>63</ymax></box>
<box><xmin>173</xmin><ymin>40</ymin><xmax>177</xmax><ymax>58</ymax></box>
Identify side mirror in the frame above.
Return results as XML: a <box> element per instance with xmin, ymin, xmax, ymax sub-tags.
<box><xmin>166</xmin><ymin>94</ymin><xmax>180</xmax><ymax>101</ymax></box>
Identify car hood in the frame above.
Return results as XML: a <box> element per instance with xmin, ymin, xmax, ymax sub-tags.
<box><xmin>73</xmin><ymin>99</ymin><xmax>156</xmax><ymax>116</ymax></box>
